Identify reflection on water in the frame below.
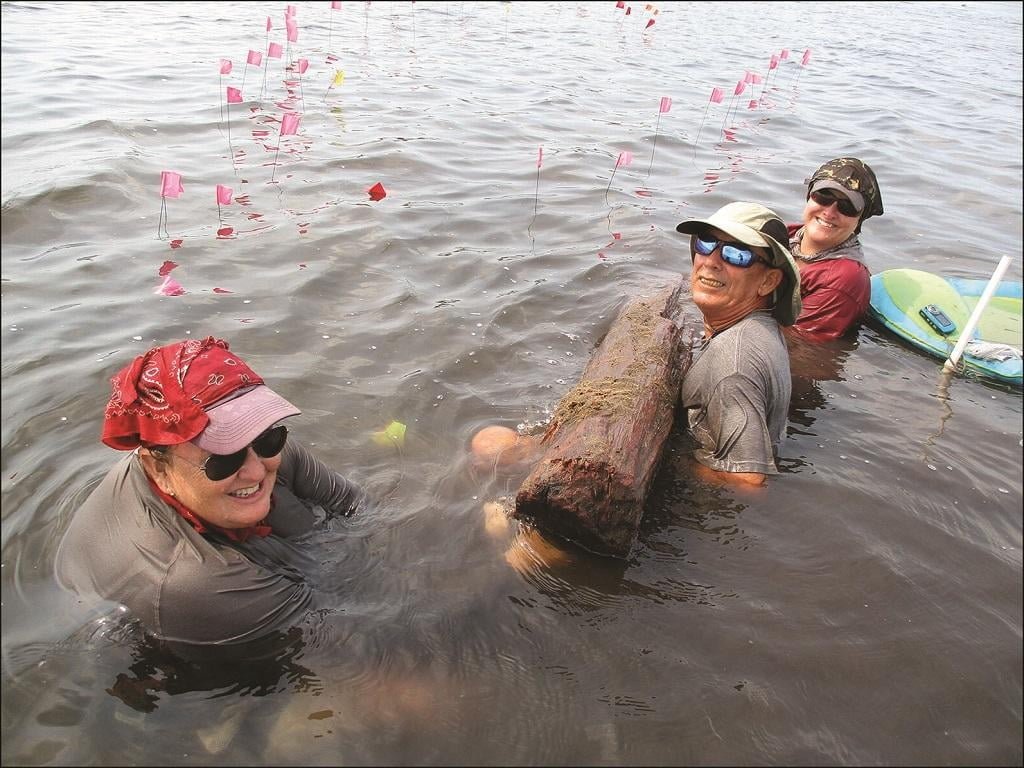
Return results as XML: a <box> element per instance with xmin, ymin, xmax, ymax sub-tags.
<box><xmin>786</xmin><ymin>332</ymin><xmax>857</xmax><ymax>434</ymax></box>
<box><xmin>103</xmin><ymin>628</ymin><xmax>317</xmax><ymax>714</ymax></box>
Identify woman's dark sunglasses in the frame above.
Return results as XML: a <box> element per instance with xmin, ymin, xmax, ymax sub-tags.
<box><xmin>693</xmin><ymin>236</ymin><xmax>764</xmax><ymax>268</ymax></box>
<box><xmin>809</xmin><ymin>189</ymin><xmax>859</xmax><ymax>217</ymax></box>
<box><xmin>193</xmin><ymin>425</ymin><xmax>289</xmax><ymax>481</ymax></box>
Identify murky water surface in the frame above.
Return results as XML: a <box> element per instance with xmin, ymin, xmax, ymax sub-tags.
<box><xmin>2</xmin><ymin>2</ymin><xmax>1021</xmax><ymax>765</ymax></box>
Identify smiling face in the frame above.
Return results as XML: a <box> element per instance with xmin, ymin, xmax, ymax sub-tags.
<box><xmin>144</xmin><ymin>442</ymin><xmax>281</xmax><ymax>529</ymax></box>
<box><xmin>690</xmin><ymin>227</ymin><xmax>783</xmax><ymax>332</ymax></box>
<box><xmin>801</xmin><ymin>190</ymin><xmax>860</xmax><ymax>254</ymax></box>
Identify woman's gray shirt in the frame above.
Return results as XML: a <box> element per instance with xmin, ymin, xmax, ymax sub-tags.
<box><xmin>55</xmin><ymin>439</ymin><xmax>362</xmax><ymax>646</ymax></box>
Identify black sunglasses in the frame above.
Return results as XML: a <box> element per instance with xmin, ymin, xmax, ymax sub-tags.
<box><xmin>179</xmin><ymin>425</ymin><xmax>289</xmax><ymax>481</ymax></box>
<box><xmin>809</xmin><ymin>189</ymin><xmax>859</xmax><ymax>217</ymax></box>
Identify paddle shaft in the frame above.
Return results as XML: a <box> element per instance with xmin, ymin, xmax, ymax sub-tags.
<box><xmin>943</xmin><ymin>255</ymin><xmax>1013</xmax><ymax>372</ymax></box>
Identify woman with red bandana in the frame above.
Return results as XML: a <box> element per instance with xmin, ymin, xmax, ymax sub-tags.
<box><xmin>788</xmin><ymin>157</ymin><xmax>885</xmax><ymax>341</ymax></box>
<box><xmin>55</xmin><ymin>337</ymin><xmax>364</xmax><ymax>646</ymax></box>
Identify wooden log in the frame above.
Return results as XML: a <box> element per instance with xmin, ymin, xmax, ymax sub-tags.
<box><xmin>514</xmin><ymin>279</ymin><xmax>693</xmax><ymax>558</ymax></box>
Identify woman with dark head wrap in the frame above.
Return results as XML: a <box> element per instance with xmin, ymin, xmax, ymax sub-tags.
<box><xmin>55</xmin><ymin>336</ymin><xmax>365</xmax><ymax>646</ymax></box>
<box><xmin>788</xmin><ymin>157</ymin><xmax>884</xmax><ymax>341</ymax></box>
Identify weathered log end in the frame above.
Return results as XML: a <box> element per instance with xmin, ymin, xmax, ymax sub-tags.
<box><xmin>514</xmin><ymin>279</ymin><xmax>693</xmax><ymax>558</ymax></box>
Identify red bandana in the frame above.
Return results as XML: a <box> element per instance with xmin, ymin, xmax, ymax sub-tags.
<box><xmin>145</xmin><ymin>474</ymin><xmax>273</xmax><ymax>543</ymax></box>
<box><xmin>102</xmin><ymin>336</ymin><xmax>264</xmax><ymax>450</ymax></box>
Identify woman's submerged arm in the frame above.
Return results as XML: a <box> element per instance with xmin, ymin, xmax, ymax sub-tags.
<box><xmin>277</xmin><ymin>439</ymin><xmax>366</xmax><ymax>518</ymax></box>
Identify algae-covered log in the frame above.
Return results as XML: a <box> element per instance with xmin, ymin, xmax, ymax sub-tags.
<box><xmin>514</xmin><ymin>279</ymin><xmax>693</xmax><ymax>558</ymax></box>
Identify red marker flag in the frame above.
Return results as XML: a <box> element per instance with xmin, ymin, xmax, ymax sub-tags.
<box><xmin>247</xmin><ymin>49</ymin><xmax>262</xmax><ymax>66</ymax></box>
<box><xmin>533</xmin><ymin>147</ymin><xmax>543</xmax><ymax>216</ymax></box>
<box><xmin>616</xmin><ymin>0</ymin><xmax>624</xmax><ymax>7</ymax></box>
<box><xmin>329</xmin><ymin>0</ymin><xmax>342</xmax><ymax>47</ymax></box>
<box><xmin>750</xmin><ymin>73</ymin><xmax>763</xmax><ymax>84</ymax></box>
<box><xmin>286</xmin><ymin>4</ymin><xmax>296</xmax><ymax>15</ymax></box>
<box><xmin>280</xmin><ymin>112</ymin><xmax>301</xmax><ymax>136</ymax></box>
<box><xmin>694</xmin><ymin>88</ymin><xmax>725</xmax><ymax>168</ymax></box>
<box><xmin>155</xmin><ymin>275</ymin><xmax>185</xmax><ymax>296</ymax></box>
<box><xmin>219</xmin><ymin>59</ymin><xmax>232</xmax><ymax>75</ymax></box>
<box><xmin>160</xmin><ymin>171</ymin><xmax>183</xmax><ymax>198</ymax></box>
<box><xmin>226</xmin><ymin>86</ymin><xmax>243</xmax><ymax>103</ymax></box>
<box><xmin>780</xmin><ymin>48</ymin><xmax>790</xmax><ymax>61</ymax></box>
<box><xmin>748</xmin><ymin>99</ymin><xmax>758</xmax><ymax>109</ymax></box>
<box><xmin>266</xmin><ymin>16</ymin><xmax>272</xmax><ymax>31</ymax></box>
<box><xmin>606</xmin><ymin>151</ymin><xmax>633</xmax><ymax>204</ymax></box>
<box><xmin>793</xmin><ymin>49</ymin><xmax>813</xmax><ymax>87</ymax></box>
<box><xmin>157</xmin><ymin>174</ymin><xmax>182</xmax><ymax>238</ymax></box>
<box><xmin>722</xmin><ymin>81</ymin><xmax>747</xmax><ymax>135</ymax></box>
<box><xmin>368</xmin><ymin>182</ymin><xmax>387</xmax><ymax>201</ymax></box>
<box><xmin>268</xmin><ymin>42</ymin><xmax>283</xmax><ymax>58</ymax></box>
<box><xmin>625</xmin><ymin>6</ymin><xmax>631</xmax><ymax>15</ymax></box>
<box><xmin>649</xmin><ymin>99</ymin><xmax>671</xmax><ymax>175</ymax></box>
<box><xmin>216</xmin><ymin>185</ymin><xmax>233</xmax><ymax>205</ymax></box>
<box><xmin>270</xmin><ymin>114</ymin><xmax>300</xmax><ymax>182</ymax></box>
<box><xmin>645</xmin><ymin>18</ymin><xmax>655</xmax><ymax>28</ymax></box>
<box><xmin>285</xmin><ymin>15</ymin><xmax>298</xmax><ymax>43</ymax></box>
<box><xmin>769</xmin><ymin>54</ymin><xmax>779</xmax><ymax>70</ymax></box>
<box><xmin>297</xmin><ymin>58</ymin><xmax>309</xmax><ymax>75</ymax></box>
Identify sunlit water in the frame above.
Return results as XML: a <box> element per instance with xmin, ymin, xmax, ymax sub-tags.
<box><xmin>2</xmin><ymin>2</ymin><xmax>1022</xmax><ymax>765</ymax></box>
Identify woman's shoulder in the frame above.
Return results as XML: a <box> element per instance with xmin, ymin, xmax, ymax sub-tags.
<box><xmin>57</xmin><ymin>454</ymin><xmax>204</xmax><ymax>586</ymax></box>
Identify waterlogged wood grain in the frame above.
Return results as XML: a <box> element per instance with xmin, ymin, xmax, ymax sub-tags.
<box><xmin>515</xmin><ymin>279</ymin><xmax>693</xmax><ymax>558</ymax></box>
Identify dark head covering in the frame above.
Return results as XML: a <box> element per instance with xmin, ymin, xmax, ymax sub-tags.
<box><xmin>807</xmin><ymin>157</ymin><xmax>883</xmax><ymax>234</ymax></box>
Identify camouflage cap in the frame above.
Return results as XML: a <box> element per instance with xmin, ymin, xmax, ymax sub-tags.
<box><xmin>807</xmin><ymin>157</ymin><xmax>884</xmax><ymax>227</ymax></box>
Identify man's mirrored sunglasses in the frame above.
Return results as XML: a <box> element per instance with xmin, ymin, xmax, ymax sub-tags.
<box><xmin>693</xmin><ymin>236</ymin><xmax>764</xmax><ymax>268</ymax></box>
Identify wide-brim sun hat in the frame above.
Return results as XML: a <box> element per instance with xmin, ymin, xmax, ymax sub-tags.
<box><xmin>676</xmin><ymin>201</ymin><xmax>802</xmax><ymax>327</ymax></box>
